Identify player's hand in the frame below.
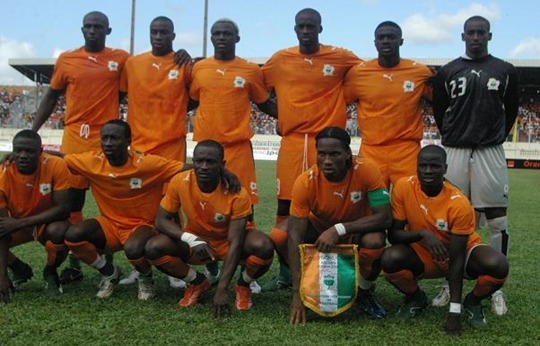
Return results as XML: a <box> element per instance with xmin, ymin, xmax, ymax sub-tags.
<box><xmin>419</xmin><ymin>230</ymin><xmax>448</xmax><ymax>262</ymax></box>
<box><xmin>444</xmin><ymin>312</ymin><xmax>462</xmax><ymax>336</ymax></box>
<box><xmin>314</xmin><ymin>228</ymin><xmax>340</xmax><ymax>253</ymax></box>
<box><xmin>213</xmin><ymin>288</ymin><xmax>231</xmax><ymax>319</ymax></box>
<box><xmin>0</xmin><ymin>217</ymin><xmax>20</xmax><ymax>238</ymax></box>
<box><xmin>0</xmin><ymin>152</ymin><xmax>15</xmax><ymax>166</ymax></box>
<box><xmin>192</xmin><ymin>243</ymin><xmax>215</xmax><ymax>264</ymax></box>
<box><xmin>289</xmin><ymin>291</ymin><xmax>306</xmax><ymax>325</ymax></box>
<box><xmin>0</xmin><ymin>276</ymin><xmax>13</xmax><ymax>304</ymax></box>
<box><xmin>221</xmin><ymin>169</ymin><xmax>241</xmax><ymax>194</ymax></box>
<box><xmin>173</xmin><ymin>49</ymin><xmax>192</xmax><ymax>66</ymax></box>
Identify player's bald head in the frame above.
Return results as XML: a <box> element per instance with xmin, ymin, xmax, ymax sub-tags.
<box><xmin>83</xmin><ymin>11</ymin><xmax>109</xmax><ymax>27</ymax></box>
<box><xmin>418</xmin><ymin>145</ymin><xmax>447</xmax><ymax>164</ymax></box>
<box><xmin>194</xmin><ymin>140</ymin><xmax>224</xmax><ymax>161</ymax></box>
<box><xmin>13</xmin><ymin>129</ymin><xmax>42</xmax><ymax>147</ymax></box>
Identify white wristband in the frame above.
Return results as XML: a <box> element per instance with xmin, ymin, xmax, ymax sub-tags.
<box><xmin>449</xmin><ymin>302</ymin><xmax>461</xmax><ymax>314</ymax></box>
<box><xmin>334</xmin><ymin>223</ymin><xmax>347</xmax><ymax>236</ymax></box>
<box><xmin>180</xmin><ymin>232</ymin><xmax>207</xmax><ymax>248</ymax></box>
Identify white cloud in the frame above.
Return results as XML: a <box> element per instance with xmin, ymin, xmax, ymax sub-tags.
<box><xmin>402</xmin><ymin>3</ymin><xmax>500</xmax><ymax>45</ymax></box>
<box><xmin>52</xmin><ymin>48</ymin><xmax>66</xmax><ymax>58</ymax></box>
<box><xmin>175</xmin><ymin>32</ymin><xmax>202</xmax><ymax>46</ymax></box>
<box><xmin>509</xmin><ymin>38</ymin><xmax>540</xmax><ymax>59</ymax></box>
<box><xmin>0</xmin><ymin>36</ymin><xmax>36</xmax><ymax>85</ymax></box>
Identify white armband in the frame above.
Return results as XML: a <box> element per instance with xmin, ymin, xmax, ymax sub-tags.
<box><xmin>180</xmin><ymin>232</ymin><xmax>207</xmax><ymax>248</ymax></box>
<box><xmin>449</xmin><ymin>302</ymin><xmax>461</xmax><ymax>314</ymax></box>
<box><xmin>334</xmin><ymin>223</ymin><xmax>347</xmax><ymax>236</ymax></box>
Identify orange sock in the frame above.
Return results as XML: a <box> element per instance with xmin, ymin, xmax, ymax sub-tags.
<box><xmin>384</xmin><ymin>269</ymin><xmax>418</xmax><ymax>295</ymax></box>
<box><xmin>128</xmin><ymin>256</ymin><xmax>152</xmax><ymax>275</ymax></box>
<box><xmin>149</xmin><ymin>255</ymin><xmax>190</xmax><ymax>279</ymax></box>
<box><xmin>472</xmin><ymin>275</ymin><xmax>507</xmax><ymax>299</ymax></box>
<box><xmin>44</xmin><ymin>240</ymin><xmax>68</xmax><ymax>268</ymax></box>
<box><xmin>245</xmin><ymin>255</ymin><xmax>273</xmax><ymax>280</ymax></box>
<box><xmin>269</xmin><ymin>227</ymin><xmax>288</xmax><ymax>248</ymax></box>
<box><xmin>359</xmin><ymin>247</ymin><xmax>384</xmax><ymax>281</ymax></box>
<box><xmin>65</xmin><ymin>240</ymin><xmax>99</xmax><ymax>265</ymax></box>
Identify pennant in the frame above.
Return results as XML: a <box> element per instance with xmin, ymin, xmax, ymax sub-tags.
<box><xmin>299</xmin><ymin>244</ymin><xmax>359</xmax><ymax>317</ymax></box>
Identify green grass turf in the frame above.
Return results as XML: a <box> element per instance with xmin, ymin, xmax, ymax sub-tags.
<box><xmin>1</xmin><ymin>162</ymin><xmax>539</xmax><ymax>345</ymax></box>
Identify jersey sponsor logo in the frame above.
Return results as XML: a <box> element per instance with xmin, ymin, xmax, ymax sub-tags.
<box><xmin>214</xmin><ymin>212</ymin><xmax>226</xmax><ymax>222</ymax></box>
<box><xmin>303</xmin><ymin>58</ymin><xmax>314</xmax><ymax>65</ymax></box>
<box><xmin>308</xmin><ymin>169</ymin><xmax>315</xmax><ymax>180</ymax></box>
<box><xmin>470</xmin><ymin>69</ymin><xmax>482</xmax><ymax>78</ymax></box>
<box><xmin>199</xmin><ymin>201</ymin><xmax>207</xmax><ymax>210</ymax></box>
<box><xmin>216</xmin><ymin>68</ymin><xmax>226</xmax><ymax>76</ymax></box>
<box><xmin>88</xmin><ymin>55</ymin><xmax>98</xmax><ymax>63</ymax></box>
<box><xmin>402</xmin><ymin>80</ymin><xmax>415</xmax><ymax>92</ymax></box>
<box><xmin>487</xmin><ymin>78</ymin><xmax>501</xmax><ymax>91</ymax></box>
<box><xmin>435</xmin><ymin>218</ymin><xmax>448</xmax><ymax>231</ymax></box>
<box><xmin>39</xmin><ymin>183</ymin><xmax>51</xmax><ymax>196</ymax></box>
<box><xmin>419</xmin><ymin>204</ymin><xmax>428</xmax><ymax>215</ymax></box>
<box><xmin>168</xmin><ymin>70</ymin><xmax>179</xmax><ymax>80</ymax></box>
<box><xmin>26</xmin><ymin>183</ymin><xmax>34</xmax><ymax>188</ymax></box>
<box><xmin>333</xmin><ymin>190</ymin><xmax>344</xmax><ymax>198</ymax></box>
<box><xmin>382</xmin><ymin>73</ymin><xmax>393</xmax><ymax>81</ymax></box>
<box><xmin>108</xmin><ymin>173</ymin><xmax>118</xmax><ymax>179</ymax></box>
<box><xmin>108</xmin><ymin>61</ymin><xmax>119</xmax><ymax>71</ymax></box>
<box><xmin>234</xmin><ymin>76</ymin><xmax>246</xmax><ymax>88</ymax></box>
<box><xmin>152</xmin><ymin>62</ymin><xmax>162</xmax><ymax>70</ymax></box>
<box><xmin>450</xmin><ymin>194</ymin><xmax>461</xmax><ymax>200</ymax></box>
<box><xmin>350</xmin><ymin>191</ymin><xmax>361</xmax><ymax>203</ymax></box>
<box><xmin>322</xmin><ymin>64</ymin><xmax>335</xmax><ymax>76</ymax></box>
<box><xmin>129</xmin><ymin>177</ymin><xmax>142</xmax><ymax>189</ymax></box>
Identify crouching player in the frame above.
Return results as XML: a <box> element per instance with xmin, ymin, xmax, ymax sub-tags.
<box><xmin>288</xmin><ymin>127</ymin><xmax>392</xmax><ymax>325</ymax></box>
<box><xmin>382</xmin><ymin>145</ymin><xmax>509</xmax><ymax>335</ymax></box>
<box><xmin>0</xmin><ymin>130</ymin><xmax>71</xmax><ymax>302</ymax></box>
<box><xmin>146</xmin><ymin>140</ymin><xmax>273</xmax><ymax>317</ymax></box>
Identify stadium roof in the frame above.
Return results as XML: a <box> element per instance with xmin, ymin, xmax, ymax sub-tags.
<box><xmin>9</xmin><ymin>57</ymin><xmax>540</xmax><ymax>89</ymax></box>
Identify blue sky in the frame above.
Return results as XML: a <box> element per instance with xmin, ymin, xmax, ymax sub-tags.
<box><xmin>1</xmin><ymin>0</ymin><xmax>539</xmax><ymax>85</ymax></box>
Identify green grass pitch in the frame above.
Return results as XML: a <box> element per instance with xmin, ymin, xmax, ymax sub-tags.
<box><xmin>1</xmin><ymin>161</ymin><xmax>539</xmax><ymax>345</ymax></box>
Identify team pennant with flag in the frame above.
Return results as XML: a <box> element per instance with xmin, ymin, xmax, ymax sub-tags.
<box><xmin>299</xmin><ymin>244</ymin><xmax>359</xmax><ymax>317</ymax></box>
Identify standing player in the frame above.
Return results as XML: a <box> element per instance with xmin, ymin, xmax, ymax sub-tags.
<box><xmin>32</xmin><ymin>11</ymin><xmax>130</xmax><ymax>283</ymax></box>
<box><xmin>146</xmin><ymin>140</ymin><xmax>274</xmax><ymax>316</ymax></box>
<box><xmin>62</xmin><ymin>120</ymin><xmax>188</xmax><ymax>300</ymax></box>
<box><xmin>0</xmin><ymin>130</ymin><xmax>71</xmax><ymax>302</ymax></box>
<box><xmin>382</xmin><ymin>145</ymin><xmax>509</xmax><ymax>334</ymax></box>
<box><xmin>120</xmin><ymin>16</ymin><xmax>191</xmax><ymax>162</ymax></box>
<box><xmin>432</xmin><ymin>16</ymin><xmax>519</xmax><ymax>315</ymax></box>
<box><xmin>261</xmin><ymin>8</ymin><xmax>361</xmax><ymax>291</ymax></box>
<box><xmin>189</xmin><ymin>18</ymin><xmax>276</xmax><ymax>208</ymax></box>
<box><xmin>344</xmin><ymin>21</ymin><xmax>433</xmax><ymax>187</ymax></box>
<box><xmin>288</xmin><ymin>127</ymin><xmax>392</xmax><ymax>324</ymax></box>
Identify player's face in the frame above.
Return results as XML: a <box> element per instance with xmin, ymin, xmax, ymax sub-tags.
<box><xmin>100</xmin><ymin>124</ymin><xmax>130</xmax><ymax>162</ymax></box>
<box><xmin>193</xmin><ymin>146</ymin><xmax>223</xmax><ymax>185</ymax></box>
<box><xmin>81</xmin><ymin>13</ymin><xmax>111</xmax><ymax>50</ymax></box>
<box><xmin>210</xmin><ymin>22</ymin><xmax>238</xmax><ymax>56</ymax></box>
<box><xmin>462</xmin><ymin>19</ymin><xmax>491</xmax><ymax>59</ymax></box>
<box><xmin>294</xmin><ymin>12</ymin><xmax>321</xmax><ymax>49</ymax></box>
<box><xmin>150</xmin><ymin>19</ymin><xmax>175</xmax><ymax>56</ymax></box>
<box><xmin>316</xmin><ymin>138</ymin><xmax>351</xmax><ymax>182</ymax></box>
<box><xmin>13</xmin><ymin>137</ymin><xmax>41</xmax><ymax>175</ymax></box>
<box><xmin>417</xmin><ymin>151</ymin><xmax>447</xmax><ymax>191</ymax></box>
<box><xmin>374</xmin><ymin>26</ymin><xmax>403</xmax><ymax>58</ymax></box>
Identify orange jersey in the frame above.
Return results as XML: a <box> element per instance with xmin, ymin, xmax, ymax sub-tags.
<box><xmin>262</xmin><ymin>45</ymin><xmax>361</xmax><ymax>136</ymax></box>
<box><xmin>160</xmin><ymin>170</ymin><xmax>252</xmax><ymax>242</ymax></box>
<box><xmin>290</xmin><ymin>157</ymin><xmax>388</xmax><ymax>231</ymax></box>
<box><xmin>120</xmin><ymin>51</ymin><xmax>190</xmax><ymax>155</ymax></box>
<box><xmin>391</xmin><ymin>175</ymin><xmax>480</xmax><ymax>248</ymax></box>
<box><xmin>343</xmin><ymin>59</ymin><xmax>432</xmax><ymax>146</ymax></box>
<box><xmin>50</xmin><ymin>46</ymin><xmax>129</xmax><ymax>137</ymax></box>
<box><xmin>189</xmin><ymin>57</ymin><xmax>269</xmax><ymax>144</ymax></box>
<box><xmin>0</xmin><ymin>154</ymin><xmax>71</xmax><ymax>218</ymax></box>
<box><xmin>64</xmin><ymin>151</ymin><xmax>183</xmax><ymax>228</ymax></box>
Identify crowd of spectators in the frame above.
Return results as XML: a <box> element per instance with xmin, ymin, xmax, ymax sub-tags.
<box><xmin>2</xmin><ymin>86</ymin><xmax>539</xmax><ymax>143</ymax></box>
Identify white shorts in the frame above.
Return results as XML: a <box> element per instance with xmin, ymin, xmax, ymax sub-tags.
<box><xmin>445</xmin><ymin>145</ymin><xmax>509</xmax><ymax>209</ymax></box>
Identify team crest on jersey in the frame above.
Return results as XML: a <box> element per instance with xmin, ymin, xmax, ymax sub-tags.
<box><xmin>350</xmin><ymin>191</ymin><xmax>361</xmax><ymax>203</ymax></box>
<box><xmin>435</xmin><ymin>218</ymin><xmax>448</xmax><ymax>231</ymax></box>
<box><xmin>402</xmin><ymin>80</ymin><xmax>415</xmax><ymax>92</ymax></box>
<box><xmin>322</xmin><ymin>64</ymin><xmax>335</xmax><ymax>76</ymax></box>
<box><xmin>214</xmin><ymin>213</ymin><xmax>226</xmax><ymax>222</ymax></box>
<box><xmin>39</xmin><ymin>183</ymin><xmax>51</xmax><ymax>196</ymax></box>
<box><xmin>168</xmin><ymin>70</ymin><xmax>179</xmax><ymax>80</ymax></box>
<box><xmin>487</xmin><ymin>78</ymin><xmax>500</xmax><ymax>90</ymax></box>
<box><xmin>233</xmin><ymin>76</ymin><xmax>246</xmax><ymax>88</ymax></box>
<box><xmin>129</xmin><ymin>177</ymin><xmax>142</xmax><ymax>189</ymax></box>
<box><xmin>108</xmin><ymin>61</ymin><xmax>119</xmax><ymax>71</ymax></box>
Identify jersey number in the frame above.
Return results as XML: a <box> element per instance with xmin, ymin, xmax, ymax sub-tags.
<box><xmin>449</xmin><ymin>77</ymin><xmax>467</xmax><ymax>98</ymax></box>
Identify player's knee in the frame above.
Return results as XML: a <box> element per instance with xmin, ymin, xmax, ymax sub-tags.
<box><xmin>123</xmin><ymin>239</ymin><xmax>146</xmax><ymax>260</ymax></box>
<box><xmin>65</xmin><ymin>224</ymin><xmax>87</xmax><ymax>243</ymax></box>
<box><xmin>381</xmin><ymin>246</ymin><xmax>405</xmax><ymax>272</ymax></box>
<box><xmin>247</xmin><ymin>233</ymin><xmax>274</xmax><ymax>259</ymax></box>
<box><xmin>359</xmin><ymin>232</ymin><xmax>386</xmax><ymax>249</ymax></box>
<box><xmin>483</xmin><ymin>253</ymin><xmax>509</xmax><ymax>278</ymax></box>
<box><xmin>42</xmin><ymin>222</ymin><xmax>68</xmax><ymax>244</ymax></box>
<box><xmin>144</xmin><ymin>236</ymin><xmax>166</xmax><ymax>260</ymax></box>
